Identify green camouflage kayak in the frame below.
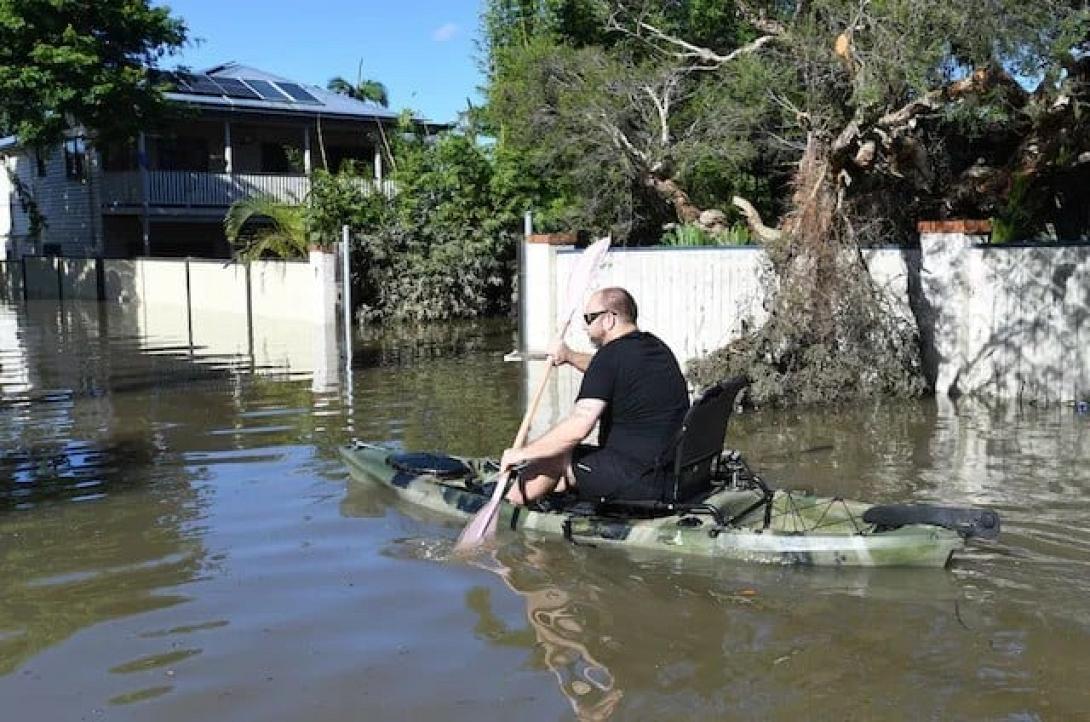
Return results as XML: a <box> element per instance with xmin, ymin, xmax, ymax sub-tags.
<box><xmin>340</xmin><ymin>441</ymin><xmax>1000</xmax><ymax>568</ymax></box>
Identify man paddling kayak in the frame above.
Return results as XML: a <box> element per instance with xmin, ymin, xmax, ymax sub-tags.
<box><xmin>500</xmin><ymin>287</ymin><xmax>690</xmax><ymax>504</ymax></box>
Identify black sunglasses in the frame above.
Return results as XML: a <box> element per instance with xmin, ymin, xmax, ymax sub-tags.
<box><xmin>583</xmin><ymin>309</ymin><xmax>612</xmax><ymax>325</ymax></box>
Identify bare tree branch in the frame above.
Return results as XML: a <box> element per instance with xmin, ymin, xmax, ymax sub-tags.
<box><xmin>732</xmin><ymin>196</ymin><xmax>783</xmax><ymax>241</ymax></box>
<box><xmin>596</xmin><ymin>114</ymin><xmax>649</xmax><ymax>167</ymax></box>
<box><xmin>607</xmin><ymin>10</ymin><xmax>780</xmax><ymax>68</ymax></box>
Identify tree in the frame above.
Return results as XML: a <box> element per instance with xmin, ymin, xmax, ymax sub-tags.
<box><xmin>483</xmin><ymin>0</ymin><xmax>776</xmax><ymax>241</ymax></box>
<box><xmin>327</xmin><ymin>66</ymin><xmax>390</xmax><ymax>108</ymax></box>
<box><xmin>632</xmin><ymin>0</ymin><xmax>1090</xmax><ymax>404</ymax></box>
<box><xmin>482</xmin><ymin>0</ymin><xmax>1090</xmax><ymax>404</ymax></box>
<box><xmin>0</xmin><ymin>0</ymin><xmax>187</xmax><ymax>148</ymax></box>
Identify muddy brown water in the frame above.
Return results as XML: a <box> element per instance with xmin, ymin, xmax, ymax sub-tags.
<box><xmin>1</xmin><ymin>300</ymin><xmax>1088</xmax><ymax>721</ymax></box>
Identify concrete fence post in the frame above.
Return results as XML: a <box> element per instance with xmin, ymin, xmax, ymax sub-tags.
<box><xmin>341</xmin><ymin>226</ymin><xmax>352</xmax><ymax>361</ymax></box>
<box><xmin>310</xmin><ymin>245</ymin><xmax>338</xmax><ymax>328</ymax></box>
<box><xmin>521</xmin><ymin>232</ymin><xmax>576</xmax><ymax>356</ymax></box>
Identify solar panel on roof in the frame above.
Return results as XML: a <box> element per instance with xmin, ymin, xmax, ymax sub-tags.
<box><xmin>213</xmin><ymin>77</ymin><xmax>261</xmax><ymax>100</ymax></box>
<box><xmin>179</xmin><ymin>73</ymin><xmax>225</xmax><ymax>96</ymax></box>
<box><xmin>274</xmin><ymin>82</ymin><xmax>321</xmax><ymax>104</ymax></box>
<box><xmin>243</xmin><ymin>78</ymin><xmax>290</xmax><ymax>102</ymax></box>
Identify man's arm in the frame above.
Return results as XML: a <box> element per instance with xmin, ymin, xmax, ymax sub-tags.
<box><xmin>551</xmin><ymin>340</ymin><xmax>593</xmax><ymax>373</ymax></box>
<box><xmin>500</xmin><ymin>398</ymin><xmax>606</xmax><ymax>471</ymax></box>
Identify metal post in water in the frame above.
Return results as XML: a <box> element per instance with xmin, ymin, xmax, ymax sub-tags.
<box><xmin>138</xmin><ymin>132</ymin><xmax>150</xmax><ymax>257</ymax></box>
<box><xmin>521</xmin><ymin>210</ymin><xmax>532</xmax><ymax>353</ymax></box>
<box><xmin>505</xmin><ymin>210</ymin><xmax>533</xmax><ymax>362</ymax></box>
<box><xmin>341</xmin><ymin>225</ymin><xmax>354</xmax><ymax>430</ymax></box>
<box><xmin>342</xmin><ymin>225</ymin><xmax>352</xmax><ymax>363</ymax></box>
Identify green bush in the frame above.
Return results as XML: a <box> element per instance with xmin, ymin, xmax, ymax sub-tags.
<box><xmin>661</xmin><ymin>222</ymin><xmax>752</xmax><ymax>247</ymax></box>
<box><xmin>310</xmin><ymin>131</ymin><xmax>519</xmax><ymax>324</ymax></box>
<box><xmin>662</xmin><ymin>224</ymin><xmax>715</xmax><ymax>246</ymax></box>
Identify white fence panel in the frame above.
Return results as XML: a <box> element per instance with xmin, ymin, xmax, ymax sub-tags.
<box><xmin>250</xmin><ymin>260</ymin><xmax>314</xmax><ymax>323</ymax></box>
<box><xmin>553</xmin><ymin>246</ymin><xmax>772</xmax><ymax>364</ymax></box>
<box><xmin>535</xmin><ymin>237</ymin><xmax>1087</xmax><ymax>404</ymax></box>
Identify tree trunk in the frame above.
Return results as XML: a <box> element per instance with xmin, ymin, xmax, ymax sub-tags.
<box><xmin>689</xmin><ymin>133</ymin><xmax>926</xmax><ymax>405</ymax></box>
<box><xmin>645</xmin><ymin>174</ymin><xmax>702</xmax><ymax>224</ymax></box>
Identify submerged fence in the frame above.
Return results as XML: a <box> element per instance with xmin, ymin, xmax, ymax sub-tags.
<box><xmin>0</xmin><ymin>253</ymin><xmax>342</xmax><ymax>385</ymax></box>
<box><xmin>0</xmin><ymin>253</ymin><xmax>337</xmax><ymax>323</ymax></box>
<box><xmin>523</xmin><ymin>227</ymin><xmax>1090</xmax><ymax>405</ymax></box>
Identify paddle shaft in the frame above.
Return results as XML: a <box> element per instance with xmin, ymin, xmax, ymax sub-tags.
<box><xmin>510</xmin><ymin>306</ymin><xmax>579</xmax><ymax>445</ymax></box>
<box><xmin>452</xmin><ymin>324</ymin><xmax>573</xmax><ymax>551</ymax></box>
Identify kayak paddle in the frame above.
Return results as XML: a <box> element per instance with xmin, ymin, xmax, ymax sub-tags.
<box><xmin>454</xmin><ymin>236</ymin><xmax>611</xmax><ymax>552</ymax></box>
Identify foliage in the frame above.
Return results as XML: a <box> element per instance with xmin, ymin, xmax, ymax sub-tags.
<box><xmin>4</xmin><ymin>167</ymin><xmax>46</xmax><ymax>241</ymax></box>
<box><xmin>661</xmin><ymin>224</ymin><xmax>715</xmax><ymax>247</ymax></box>
<box><xmin>990</xmin><ymin>175</ymin><xmax>1035</xmax><ymax>243</ymax></box>
<box><xmin>327</xmin><ymin>75</ymin><xmax>389</xmax><ymax>107</ymax></box>
<box><xmin>300</xmin><ymin>126</ymin><xmax>520</xmax><ymax>323</ymax></box>
<box><xmin>224</xmin><ymin>196</ymin><xmax>307</xmax><ymax>260</ymax></box>
<box><xmin>661</xmin><ymin>221</ymin><xmax>752</xmax><ymax>247</ymax></box>
<box><xmin>482</xmin><ymin>1</ymin><xmax>782</xmax><ymax>242</ymax></box>
<box><xmin>351</xmin><ymin>133</ymin><xmax>519</xmax><ymax>323</ymax></box>
<box><xmin>221</xmin><ymin>118</ymin><xmax>518</xmax><ymax>321</ymax></box>
<box><xmin>718</xmin><ymin>223</ymin><xmax>751</xmax><ymax>246</ymax></box>
<box><xmin>0</xmin><ymin>0</ymin><xmax>187</xmax><ymax>148</ymax></box>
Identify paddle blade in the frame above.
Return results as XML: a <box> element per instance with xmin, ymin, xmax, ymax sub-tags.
<box><xmin>558</xmin><ymin>236</ymin><xmax>611</xmax><ymax>326</ymax></box>
<box><xmin>453</xmin><ymin>472</ymin><xmax>508</xmax><ymax>552</ymax></box>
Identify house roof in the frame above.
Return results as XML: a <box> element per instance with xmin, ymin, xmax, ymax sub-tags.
<box><xmin>161</xmin><ymin>62</ymin><xmax>436</xmax><ymax>125</ymax></box>
<box><xmin>0</xmin><ymin>63</ymin><xmax>448</xmax><ymax>151</ymax></box>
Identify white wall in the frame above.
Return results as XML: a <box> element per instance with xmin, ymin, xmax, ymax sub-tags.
<box><xmin>921</xmin><ymin>233</ymin><xmax>1090</xmax><ymax>403</ymax></box>
<box><xmin>540</xmin><ymin>244</ymin><xmax>912</xmax><ymax>363</ymax></box>
<box><xmin>553</xmin><ymin>246</ymin><xmax>773</xmax><ymax>362</ymax></box>
<box><xmin>134</xmin><ymin>259</ymin><xmax>188</xmax><ymax>305</ymax></box>
<box><xmin>250</xmin><ymin>259</ymin><xmax>318</xmax><ymax>323</ymax></box>
<box><xmin>525</xmin><ymin>237</ymin><xmax>1088</xmax><ymax>405</ymax></box>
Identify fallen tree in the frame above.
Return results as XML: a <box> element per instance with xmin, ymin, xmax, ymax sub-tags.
<box><xmin>613</xmin><ymin>0</ymin><xmax>1090</xmax><ymax>404</ymax></box>
<box><xmin>482</xmin><ymin>0</ymin><xmax>1090</xmax><ymax>404</ymax></box>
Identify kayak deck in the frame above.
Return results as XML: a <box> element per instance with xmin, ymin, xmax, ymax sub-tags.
<box><xmin>340</xmin><ymin>442</ymin><xmax>984</xmax><ymax>568</ymax></box>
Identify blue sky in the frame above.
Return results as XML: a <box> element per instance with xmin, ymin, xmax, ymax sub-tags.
<box><xmin>159</xmin><ymin>1</ymin><xmax>487</xmax><ymax>123</ymax></box>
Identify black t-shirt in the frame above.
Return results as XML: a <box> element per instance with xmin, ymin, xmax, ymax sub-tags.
<box><xmin>576</xmin><ymin>331</ymin><xmax>689</xmax><ymax>469</ymax></box>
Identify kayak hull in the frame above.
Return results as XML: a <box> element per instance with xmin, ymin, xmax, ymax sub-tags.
<box><xmin>340</xmin><ymin>443</ymin><xmax>967</xmax><ymax>568</ymax></box>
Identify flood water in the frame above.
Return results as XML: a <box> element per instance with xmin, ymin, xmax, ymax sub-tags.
<box><xmin>1</xmin><ymin>299</ymin><xmax>1088</xmax><ymax>721</ymax></box>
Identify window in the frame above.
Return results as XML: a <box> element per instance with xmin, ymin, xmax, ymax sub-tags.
<box><xmin>35</xmin><ymin>151</ymin><xmax>47</xmax><ymax>177</ymax></box>
<box><xmin>64</xmin><ymin>137</ymin><xmax>86</xmax><ymax>180</ymax></box>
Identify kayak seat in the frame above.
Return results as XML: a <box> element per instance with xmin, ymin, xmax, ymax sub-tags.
<box><xmin>664</xmin><ymin>376</ymin><xmax>749</xmax><ymax>504</ymax></box>
<box><xmin>582</xmin><ymin>377</ymin><xmax>749</xmax><ymax>520</ymax></box>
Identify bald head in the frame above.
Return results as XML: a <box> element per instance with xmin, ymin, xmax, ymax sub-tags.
<box><xmin>593</xmin><ymin>287</ymin><xmax>638</xmax><ymax>324</ymax></box>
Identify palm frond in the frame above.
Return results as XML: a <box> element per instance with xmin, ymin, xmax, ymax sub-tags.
<box><xmin>224</xmin><ymin>196</ymin><xmax>307</xmax><ymax>260</ymax></box>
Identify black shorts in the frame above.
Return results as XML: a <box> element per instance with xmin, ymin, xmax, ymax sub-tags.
<box><xmin>571</xmin><ymin>445</ymin><xmax>664</xmax><ymax>502</ymax></box>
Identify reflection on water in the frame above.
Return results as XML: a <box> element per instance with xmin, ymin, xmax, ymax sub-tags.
<box><xmin>472</xmin><ymin>544</ymin><xmax>623</xmax><ymax>721</ymax></box>
<box><xmin>1</xmin><ymin>298</ymin><xmax>1089</xmax><ymax>720</ymax></box>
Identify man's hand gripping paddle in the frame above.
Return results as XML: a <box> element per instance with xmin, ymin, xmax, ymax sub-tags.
<box><xmin>454</xmin><ymin>236</ymin><xmax>611</xmax><ymax>552</ymax></box>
